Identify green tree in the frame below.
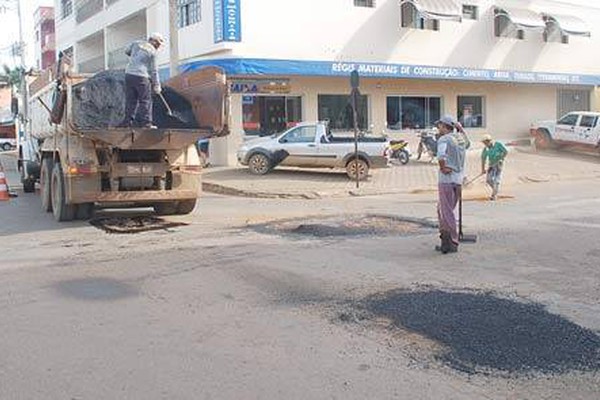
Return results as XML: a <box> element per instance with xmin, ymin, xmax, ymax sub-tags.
<box><xmin>0</xmin><ymin>65</ymin><xmax>24</xmax><ymax>92</ymax></box>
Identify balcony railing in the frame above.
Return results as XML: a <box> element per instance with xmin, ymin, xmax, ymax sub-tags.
<box><xmin>75</xmin><ymin>0</ymin><xmax>103</xmax><ymax>24</ymax></box>
<box><xmin>78</xmin><ymin>55</ymin><xmax>105</xmax><ymax>73</ymax></box>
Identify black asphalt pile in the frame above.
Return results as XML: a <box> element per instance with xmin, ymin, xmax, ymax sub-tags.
<box><xmin>90</xmin><ymin>216</ymin><xmax>188</xmax><ymax>234</ymax></box>
<box><xmin>363</xmin><ymin>289</ymin><xmax>600</xmax><ymax>375</ymax></box>
<box><xmin>252</xmin><ymin>215</ymin><xmax>436</xmax><ymax>238</ymax></box>
<box><xmin>72</xmin><ymin>70</ymin><xmax>198</xmax><ymax>130</ymax></box>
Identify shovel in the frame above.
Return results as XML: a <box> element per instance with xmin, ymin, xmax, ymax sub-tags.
<box><xmin>157</xmin><ymin>92</ymin><xmax>174</xmax><ymax>116</ymax></box>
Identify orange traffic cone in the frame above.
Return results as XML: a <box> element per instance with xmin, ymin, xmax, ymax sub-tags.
<box><xmin>0</xmin><ymin>164</ymin><xmax>10</xmax><ymax>201</ymax></box>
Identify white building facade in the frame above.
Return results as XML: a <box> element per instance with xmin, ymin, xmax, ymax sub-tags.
<box><xmin>55</xmin><ymin>0</ymin><xmax>600</xmax><ymax>165</ymax></box>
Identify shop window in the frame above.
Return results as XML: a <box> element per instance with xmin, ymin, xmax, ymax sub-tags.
<box><xmin>354</xmin><ymin>0</ymin><xmax>375</xmax><ymax>7</ymax></box>
<box><xmin>401</xmin><ymin>3</ymin><xmax>439</xmax><ymax>31</ymax></box>
<box><xmin>318</xmin><ymin>94</ymin><xmax>368</xmax><ymax>131</ymax></box>
<box><xmin>178</xmin><ymin>0</ymin><xmax>200</xmax><ymax>28</ymax></box>
<box><xmin>462</xmin><ymin>5</ymin><xmax>478</xmax><ymax>20</ymax></box>
<box><xmin>457</xmin><ymin>96</ymin><xmax>485</xmax><ymax>128</ymax></box>
<box><xmin>242</xmin><ymin>96</ymin><xmax>302</xmax><ymax>136</ymax></box>
<box><xmin>386</xmin><ymin>96</ymin><xmax>441</xmax><ymax>130</ymax></box>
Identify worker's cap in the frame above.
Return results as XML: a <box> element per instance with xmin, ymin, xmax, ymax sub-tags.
<box><xmin>149</xmin><ymin>32</ymin><xmax>166</xmax><ymax>45</ymax></box>
<box><xmin>435</xmin><ymin>115</ymin><xmax>457</xmax><ymax>128</ymax></box>
<box><xmin>481</xmin><ymin>134</ymin><xmax>493</xmax><ymax>142</ymax></box>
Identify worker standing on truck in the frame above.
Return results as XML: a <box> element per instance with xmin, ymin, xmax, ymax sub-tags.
<box><xmin>481</xmin><ymin>134</ymin><xmax>508</xmax><ymax>201</ymax></box>
<box><xmin>118</xmin><ymin>32</ymin><xmax>165</xmax><ymax>129</ymax></box>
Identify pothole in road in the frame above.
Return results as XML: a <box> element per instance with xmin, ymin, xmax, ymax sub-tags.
<box><xmin>339</xmin><ymin>289</ymin><xmax>600</xmax><ymax>376</ymax></box>
<box><xmin>251</xmin><ymin>214</ymin><xmax>437</xmax><ymax>238</ymax></box>
<box><xmin>90</xmin><ymin>216</ymin><xmax>188</xmax><ymax>234</ymax></box>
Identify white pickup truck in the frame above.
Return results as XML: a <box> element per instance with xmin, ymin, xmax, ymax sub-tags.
<box><xmin>237</xmin><ymin>122</ymin><xmax>389</xmax><ymax>180</ymax></box>
<box><xmin>531</xmin><ymin>112</ymin><xmax>600</xmax><ymax>151</ymax></box>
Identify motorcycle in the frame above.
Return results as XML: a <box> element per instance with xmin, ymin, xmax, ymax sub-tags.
<box><xmin>386</xmin><ymin>139</ymin><xmax>411</xmax><ymax>165</ymax></box>
<box><xmin>416</xmin><ymin>129</ymin><xmax>438</xmax><ymax>161</ymax></box>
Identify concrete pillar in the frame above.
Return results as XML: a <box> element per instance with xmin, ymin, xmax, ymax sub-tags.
<box><xmin>210</xmin><ymin>93</ymin><xmax>244</xmax><ymax>166</ymax></box>
<box><xmin>591</xmin><ymin>87</ymin><xmax>600</xmax><ymax>112</ymax></box>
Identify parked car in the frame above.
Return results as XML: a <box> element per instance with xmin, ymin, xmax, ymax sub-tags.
<box><xmin>237</xmin><ymin>122</ymin><xmax>389</xmax><ymax>180</ymax></box>
<box><xmin>531</xmin><ymin>112</ymin><xmax>600</xmax><ymax>150</ymax></box>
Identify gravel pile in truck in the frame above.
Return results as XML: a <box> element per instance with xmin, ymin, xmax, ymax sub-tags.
<box><xmin>71</xmin><ymin>70</ymin><xmax>199</xmax><ymax>130</ymax></box>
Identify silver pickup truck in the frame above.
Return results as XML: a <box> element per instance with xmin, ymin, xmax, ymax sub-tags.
<box><xmin>237</xmin><ymin>122</ymin><xmax>389</xmax><ymax>180</ymax></box>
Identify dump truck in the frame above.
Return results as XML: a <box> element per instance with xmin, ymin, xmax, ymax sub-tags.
<box><xmin>18</xmin><ymin>56</ymin><xmax>229</xmax><ymax>221</ymax></box>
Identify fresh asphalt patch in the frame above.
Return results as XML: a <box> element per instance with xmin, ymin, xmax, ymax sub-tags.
<box><xmin>338</xmin><ymin>288</ymin><xmax>600</xmax><ymax>376</ymax></box>
<box><xmin>249</xmin><ymin>214</ymin><xmax>437</xmax><ymax>238</ymax></box>
<box><xmin>90</xmin><ymin>216</ymin><xmax>188</xmax><ymax>234</ymax></box>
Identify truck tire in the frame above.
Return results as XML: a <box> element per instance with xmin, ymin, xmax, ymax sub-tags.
<box><xmin>248</xmin><ymin>153</ymin><xmax>271</xmax><ymax>175</ymax></box>
<box><xmin>40</xmin><ymin>157</ymin><xmax>53</xmax><ymax>211</ymax></box>
<box><xmin>176</xmin><ymin>199</ymin><xmax>197</xmax><ymax>215</ymax></box>
<box><xmin>346</xmin><ymin>158</ymin><xmax>369</xmax><ymax>181</ymax></box>
<box><xmin>51</xmin><ymin>162</ymin><xmax>75</xmax><ymax>222</ymax></box>
<box><xmin>154</xmin><ymin>202</ymin><xmax>179</xmax><ymax>216</ymax></box>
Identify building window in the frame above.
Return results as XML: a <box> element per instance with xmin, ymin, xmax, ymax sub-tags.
<box><xmin>318</xmin><ymin>94</ymin><xmax>368</xmax><ymax>131</ymax></box>
<box><xmin>457</xmin><ymin>96</ymin><xmax>485</xmax><ymax>128</ymax></box>
<box><xmin>61</xmin><ymin>0</ymin><xmax>73</xmax><ymax>19</ymax></box>
<box><xmin>462</xmin><ymin>5</ymin><xmax>478</xmax><ymax>20</ymax></box>
<box><xmin>178</xmin><ymin>0</ymin><xmax>200</xmax><ymax>28</ymax></box>
<box><xmin>401</xmin><ymin>3</ymin><xmax>439</xmax><ymax>31</ymax></box>
<box><xmin>243</xmin><ymin>96</ymin><xmax>302</xmax><ymax>136</ymax></box>
<box><xmin>354</xmin><ymin>0</ymin><xmax>375</xmax><ymax>7</ymax></box>
<box><xmin>387</xmin><ymin>96</ymin><xmax>441</xmax><ymax>130</ymax></box>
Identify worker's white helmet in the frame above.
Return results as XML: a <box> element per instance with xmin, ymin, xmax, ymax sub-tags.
<box><xmin>149</xmin><ymin>32</ymin><xmax>166</xmax><ymax>45</ymax></box>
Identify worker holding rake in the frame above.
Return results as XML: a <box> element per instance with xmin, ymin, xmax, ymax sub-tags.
<box><xmin>481</xmin><ymin>134</ymin><xmax>508</xmax><ymax>201</ymax></box>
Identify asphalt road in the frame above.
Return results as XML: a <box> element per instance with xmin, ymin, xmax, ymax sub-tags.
<box><xmin>1</xmin><ymin>155</ymin><xmax>600</xmax><ymax>399</ymax></box>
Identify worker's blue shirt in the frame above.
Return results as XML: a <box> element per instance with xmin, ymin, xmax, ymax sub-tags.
<box><xmin>125</xmin><ymin>40</ymin><xmax>160</xmax><ymax>87</ymax></box>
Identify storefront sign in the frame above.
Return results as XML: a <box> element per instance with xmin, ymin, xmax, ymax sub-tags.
<box><xmin>214</xmin><ymin>0</ymin><xmax>241</xmax><ymax>43</ymax></box>
<box><xmin>230</xmin><ymin>79</ymin><xmax>291</xmax><ymax>94</ymax></box>
<box><xmin>182</xmin><ymin>58</ymin><xmax>600</xmax><ymax>86</ymax></box>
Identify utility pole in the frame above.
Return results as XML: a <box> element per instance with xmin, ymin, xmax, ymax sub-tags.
<box><xmin>168</xmin><ymin>0</ymin><xmax>179</xmax><ymax>78</ymax></box>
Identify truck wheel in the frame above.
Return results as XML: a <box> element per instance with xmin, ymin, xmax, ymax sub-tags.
<box><xmin>176</xmin><ymin>199</ymin><xmax>197</xmax><ymax>215</ymax></box>
<box><xmin>154</xmin><ymin>202</ymin><xmax>179</xmax><ymax>216</ymax></box>
<box><xmin>51</xmin><ymin>162</ymin><xmax>75</xmax><ymax>222</ymax></box>
<box><xmin>346</xmin><ymin>159</ymin><xmax>369</xmax><ymax>181</ymax></box>
<box><xmin>248</xmin><ymin>153</ymin><xmax>271</xmax><ymax>175</ymax></box>
<box><xmin>40</xmin><ymin>157</ymin><xmax>53</xmax><ymax>211</ymax></box>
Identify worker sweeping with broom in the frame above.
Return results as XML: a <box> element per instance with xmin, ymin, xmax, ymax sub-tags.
<box><xmin>481</xmin><ymin>134</ymin><xmax>508</xmax><ymax>201</ymax></box>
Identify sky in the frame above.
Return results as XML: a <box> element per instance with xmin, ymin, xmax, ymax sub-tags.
<box><xmin>0</xmin><ymin>0</ymin><xmax>54</xmax><ymax>69</ymax></box>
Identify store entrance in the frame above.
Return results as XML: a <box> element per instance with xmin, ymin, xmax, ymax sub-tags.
<box><xmin>243</xmin><ymin>96</ymin><xmax>302</xmax><ymax>136</ymax></box>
